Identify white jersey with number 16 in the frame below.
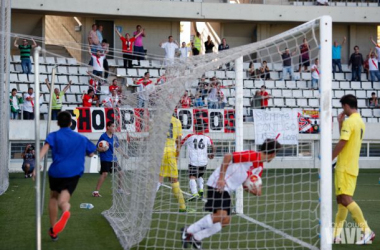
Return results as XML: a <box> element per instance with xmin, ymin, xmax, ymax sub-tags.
<box><xmin>181</xmin><ymin>134</ymin><xmax>213</xmax><ymax>167</ymax></box>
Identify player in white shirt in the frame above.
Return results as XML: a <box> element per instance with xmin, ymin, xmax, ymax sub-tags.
<box><xmin>181</xmin><ymin>121</ymin><xmax>216</xmax><ymax>201</ymax></box>
<box><xmin>181</xmin><ymin>139</ymin><xmax>282</xmax><ymax>249</ymax></box>
<box><xmin>160</xmin><ymin>36</ymin><xmax>179</xmax><ymax>66</ymax></box>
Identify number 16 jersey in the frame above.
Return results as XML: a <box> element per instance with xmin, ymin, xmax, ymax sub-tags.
<box><xmin>181</xmin><ymin>134</ymin><xmax>213</xmax><ymax>167</ymax></box>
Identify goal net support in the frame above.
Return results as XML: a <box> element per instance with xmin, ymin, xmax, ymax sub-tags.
<box><xmin>102</xmin><ymin>16</ymin><xmax>332</xmax><ymax>250</ymax></box>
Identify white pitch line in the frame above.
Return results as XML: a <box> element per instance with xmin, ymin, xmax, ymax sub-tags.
<box><xmin>161</xmin><ymin>184</ymin><xmax>207</xmax><ymax>202</ymax></box>
<box><xmin>238</xmin><ymin>214</ymin><xmax>319</xmax><ymax>250</ymax></box>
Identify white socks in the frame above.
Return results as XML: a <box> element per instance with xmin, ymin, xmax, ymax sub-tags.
<box><xmin>187</xmin><ymin>214</ymin><xmax>213</xmax><ymax>234</ymax></box>
<box><xmin>193</xmin><ymin>222</ymin><xmax>222</xmax><ymax>241</ymax></box>
<box><xmin>189</xmin><ymin>179</ymin><xmax>197</xmax><ymax>195</ymax></box>
<box><xmin>197</xmin><ymin>177</ymin><xmax>204</xmax><ymax>191</ymax></box>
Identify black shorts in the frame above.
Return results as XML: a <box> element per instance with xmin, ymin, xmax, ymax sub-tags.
<box><xmin>100</xmin><ymin>161</ymin><xmax>120</xmax><ymax>174</ymax></box>
<box><xmin>188</xmin><ymin>165</ymin><xmax>206</xmax><ymax>178</ymax></box>
<box><xmin>204</xmin><ymin>186</ymin><xmax>231</xmax><ymax>215</ymax></box>
<box><xmin>49</xmin><ymin>175</ymin><xmax>80</xmax><ymax>196</ymax></box>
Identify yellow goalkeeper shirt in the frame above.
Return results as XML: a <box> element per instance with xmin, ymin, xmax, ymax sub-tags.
<box><xmin>336</xmin><ymin>113</ymin><xmax>365</xmax><ymax>176</ymax></box>
<box><xmin>164</xmin><ymin>116</ymin><xmax>182</xmax><ymax>152</ymax></box>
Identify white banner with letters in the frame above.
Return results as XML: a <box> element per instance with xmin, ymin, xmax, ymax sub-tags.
<box><xmin>253</xmin><ymin>110</ymin><xmax>299</xmax><ymax>145</ymax></box>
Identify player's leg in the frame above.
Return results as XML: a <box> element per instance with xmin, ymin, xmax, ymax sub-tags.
<box><xmin>187</xmin><ymin>165</ymin><xmax>199</xmax><ymax>201</ymax></box>
<box><xmin>333</xmin><ymin>171</ymin><xmax>348</xmax><ymax>242</ymax></box>
<box><xmin>197</xmin><ymin>166</ymin><xmax>206</xmax><ymax>198</ymax></box>
<box><xmin>170</xmin><ymin>177</ymin><xmax>186</xmax><ymax>212</ymax></box>
<box><xmin>93</xmin><ymin>161</ymin><xmax>110</xmax><ymax>196</ymax></box>
<box><xmin>49</xmin><ymin>190</ymin><xmax>59</xmax><ymax>228</ymax></box>
<box><xmin>53</xmin><ymin>190</ymin><xmax>71</xmax><ymax>235</ymax></box>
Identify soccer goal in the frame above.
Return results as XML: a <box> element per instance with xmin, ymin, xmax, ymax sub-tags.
<box><xmin>0</xmin><ymin>0</ymin><xmax>11</xmax><ymax>196</ymax></box>
<box><xmin>103</xmin><ymin>16</ymin><xmax>332</xmax><ymax>250</ymax></box>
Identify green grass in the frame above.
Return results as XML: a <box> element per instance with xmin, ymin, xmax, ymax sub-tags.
<box><xmin>1</xmin><ymin>170</ymin><xmax>380</xmax><ymax>250</ymax></box>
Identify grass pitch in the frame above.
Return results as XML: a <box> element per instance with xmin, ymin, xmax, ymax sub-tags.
<box><xmin>1</xmin><ymin>171</ymin><xmax>379</xmax><ymax>250</ymax></box>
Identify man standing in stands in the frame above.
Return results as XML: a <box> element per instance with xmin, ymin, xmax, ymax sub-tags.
<box><xmin>116</xmin><ymin>27</ymin><xmax>143</xmax><ymax>69</ymax></box>
<box><xmin>88</xmin><ymin>24</ymin><xmax>100</xmax><ymax>53</ymax></box>
<box><xmin>134</xmin><ymin>72</ymin><xmax>153</xmax><ymax>108</ymax></box>
<box><xmin>133</xmin><ymin>25</ymin><xmax>146</xmax><ymax>65</ymax></box>
<box><xmin>97</xmin><ymin>25</ymin><xmax>104</xmax><ymax>46</ymax></box>
<box><xmin>260</xmin><ymin>85</ymin><xmax>271</xmax><ymax>109</ymax></box>
<box><xmin>204</xmin><ymin>36</ymin><xmax>214</xmax><ymax>54</ymax></box>
<box><xmin>192</xmin><ymin>31</ymin><xmax>202</xmax><ymax>56</ymax></box>
<box><xmin>160</xmin><ymin>36</ymin><xmax>179</xmax><ymax>66</ymax></box>
<box><xmin>348</xmin><ymin>46</ymin><xmax>364</xmax><ymax>81</ymax></box>
<box><xmin>23</xmin><ymin>87</ymin><xmax>42</xmax><ymax>120</ymax></box>
<box><xmin>332</xmin><ymin>37</ymin><xmax>346</xmax><ymax>73</ymax></box>
<box><xmin>45</xmin><ymin>79</ymin><xmax>72</xmax><ymax>120</ymax></box>
<box><xmin>14</xmin><ymin>37</ymin><xmax>37</xmax><ymax>75</ymax></box>
<box><xmin>88</xmin><ymin>47</ymin><xmax>107</xmax><ymax>78</ymax></box>
<box><xmin>218</xmin><ymin>38</ymin><xmax>230</xmax><ymax>69</ymax></box>
<box><xmin>277</xmin><ymin>46</ymin><xmax>297</xmax><ymax>80</ymax></box>
<box><xmin>82</xmin><ymin>89</ymin><xmax>95</xmax><ymax>107</ymax></box>
<box><xmin>368</xmin><ymin>48</ymin><xmax>380</xmax><ymax>84</ymax></box>
<box><xmin>370</xmin><ymin>37</ymin><xmax>380</xmax><ymax>70</ymax></box>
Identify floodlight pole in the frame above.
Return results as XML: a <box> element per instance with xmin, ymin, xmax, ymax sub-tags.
<box><xmin>34</xmin><ymin>46</ymin><xmax>42</xmax><ymax>250</ymax></box>
<box><xmin>319</xmin><ymin>16</ymin><xmax>333</xmax><ymax>250</ymax></box>
<box><xmin>41</xmin><ymin>67</ymin><xmax>56</xmax><ymax>215</ymax></box>
<box><xmin>235</xmin><ymin>56</ymin><xmax>244</xmax><ymax>214</ymax></box>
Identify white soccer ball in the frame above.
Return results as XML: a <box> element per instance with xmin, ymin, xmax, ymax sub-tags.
<box><xmin>98</xmin><ymin>140</ymin><xmax>109</xmax><ymax>151</ymax></box>
<box><xmin>243</xmin><ymin>174</ymin><xmax>262</xmax><ymax>192</ymax></box>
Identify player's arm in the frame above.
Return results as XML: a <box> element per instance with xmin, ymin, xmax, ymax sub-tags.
<box><xmin>332</xmin><ymin>140</ymin><xmax>347</xmax><ymax>161</ymax></box>
<box><xmin>370</xmin><ymin>36</ymin><xmax>378</xmax><ymax>47</ymax></box>
<box><xmin>176</xmin><ymin>135</ymin><xmax>182</xmax><ymax>157</ymax></box>
<box><xmin>97</xmin><ymin>139</ymin><xmax>107</xmax><ymax>152</ymax></box>
<box><xmin>14</xmin><ymin>37</ymin><xmax>19</xmax><ymax>48</ymax></box>
<box><xmin>62</xmin><ymin>80</ymin><xmax>72</xmax><ymax>93</ymax></box>
<box><xmin>216</xmin><ymin>153</ymin><xmax>232</xmax><ymax>192</ymax></box>
<box><xmin>341</xmin><ymin>36</ymin><xmax>346</xmax><ymax>46</ymax></box>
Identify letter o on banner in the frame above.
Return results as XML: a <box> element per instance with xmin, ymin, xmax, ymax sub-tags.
<box><xmin>91</xmin><ymin>108</ymin><xmax>106</xmax><ymax>132</ymax></box>
<box><xmin>209</xmin><ymin>110</ymin><xmax>224</xmax><ymax>131</ymax></box>
<box><xmin>178</xmin><ymin>109</ymin><xmax>193</xmax><ymax>132</ymax></box>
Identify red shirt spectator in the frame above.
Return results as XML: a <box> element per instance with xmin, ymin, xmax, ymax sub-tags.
<box><xmin>260</xmin><ymin>85</ymin><xmax>270</xmax><ymax>108</ymax></box>
<box><xmin>120</xmin><ymin>36</ymin><xmax>136</xmax><ymax>54</ymax></box>
<box><xmin>180</xmin><ymin>91</ymin><xmax>192</xmax><ymax>108</ymax></box>
<box><xmin>109</xmin><ymin>79</ymin><xmax>120</xmax><ymax>93</ymax></box>
<box><xmin>135</xmin><ymin>72</ymin><xmax>153</xmax><ymax>86</ymax></box>
<box><xmin>82</xmin><ymin>89</ymin><xmax>95</xmax><ymax>107</ymax></box>
<box><xmin>156</xmin><ymin>74</ymin><xmax>167</xmax><ymax>85</ymax></box>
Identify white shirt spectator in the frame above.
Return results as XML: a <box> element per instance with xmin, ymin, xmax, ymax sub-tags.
<box><xmin>179</xmin><ymin>47</ymin><xmax>190</xmax><ymax>60</ymax></box>
<box><xmin>369</xmin><ymin>56</ymin><xmax>379</xmax><ymax>71</ymax></box>
<box><xmin>208</xmin><ymin>87</ymin><xmax>218</xmax><ymax>102</ymax></box>
<box><xmin>102</xmin><ymin>95</ymin><xmax>119</xmax><ymax>108</ymax></box>
<box><xmin>311</xmin><ymin>64</ymin><xmax>320</xmax><ymax>79</ymax></box>
<box><xmin>161</xmin><ymin>42</ymin><xmax>178</xmax><ymax>59</ymax></box>
<box><xmin>138</xmin><ymin>82</ymin><xmax>154</xmax><ymax>101</ymax></box>
<box><xmin>91</xmin><ymin>54</ymin><xmax>106</xmax><ymax>72</ymax></box>
<box><xmin>12</xmin><ymin>96</ymin><xmax>20</xmax><ymax>110</ymax></box>
<box><xmin>23</xmin><ymin>93</ymin><xmax>42</xmax><ymax>112</ymax></box>
<box><xmin>375</xmin><ymin>47</ymin><xmax>380</xmax><ymax>61</ymax></box>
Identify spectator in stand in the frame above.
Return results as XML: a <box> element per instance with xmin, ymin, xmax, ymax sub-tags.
<box><xmin>193</xmin><ymin>93</ymin><xmax>204</xmax><ymax>107</ymax></box>
<box><xmin>364</xmin><ymin>55</ymin><xmax>370</xmax><ymax>80</ymax></box>
<box><xmin>207</xmin><ymin>81</ymin><xmax>219</xmax><ymax>109</ymax></box>
<box><xmin>109</xmin><ymin>79</ymin><xmax>120</xmax><ymax>93</ymax></box>
<box><xmin>45</xmin><ymin>79</ymin><xmax>72</xmax><ymax>120</ymax></box>
<box><xmin>370</xmin><ymin>37</ymin><xmax>380</xmax><ymax>69</ymax></box>
<box><xmin>10</xmin><ymin>88</ymin><xmax>23</xmax><ymax>120</ymax></box>
<box><xmin>22</xmin><ymin>144</ymin><xmax>35</xmax><ymax>178</ymax></box>
<box><xmin>133</xmin><ymin>25</ymin><xmax>146</xmax><ymax>64</ymax></box>
<box><xmin>204</xmin><ymin>35</ymin><xmax>214</xmax><ymax>54</ymax></box>
<box><xmin>310</xmin><ymin>58</ymin><xmax>320</xmax><ymax>90</ymax></box>
<box><xmin>217</xmin><ymin>84</ymin><xmax>227</xmax><ymax>109</ymax></box>
<box><xmin>259</xmin><ymin>61</ymin><xmax>271</xmax><ymax>80</ymax></box>
<box><xmin>14</xmin><ymin>37</ymin><xmax>37</xmax><ymax>75</ymax></box>
<box><xmin>88</xmin><ymin>47</ymin><xmax>107</xmax><ymax>78</ymax></box>
<box><xmin>316</xmin><ymin>0</ymin><xmax>329</xmax><ymax>6</ymax></box>
<box><xmin>156</xmin><ymin>73</ymin><xmax>167</xmax><ymax>85</ymax></box>
<box><xmin>88</xmin><ymin>24</ymin><xmax>100</xmax><ymax>53</ymax></box>
<box><xmin>369</xmin><ymin>92</ymin><xmax>379</xmax><ymax>107</ymax></box>
<box><xmin>135</xmin><ymin>72</ymin><xmax>153</xmax><ymax>108</ymax></box>
<box><xmin>260</xmin><ymin>85</ymin><xmax>271</xmax><ymax>109</ymax></box>
<box><xmin>102</xmin><ymin>90</ymin><xmax>121</xmax><ymax>108</ymax></box>
<box><xmin>116</xmin><ymin>28</ymin><xmax>143</xmax><ymax>69</ymax></box>
<box><xmin>97</xmin><ymin>25</ymin><xmax>104</xmax><ymax>45</ymax></box>
<box><xmin>180</xmin><ymin>90</ymin><xmax>192</xmax><ymax>108</ymax></box>
<box><xmin>369</xmin><ymin>48</ymin><xmax>380</xmax><ymax>84</ymax></box>
<box><xmin>348</xmin><ymin>46</ymin><xmax>364</xmax><ymax>81</ymax></box>
<box><xmin>179</xmin><ymin>42</ymin><xmax>191</xmax><ymax>61</ymax></box>
<box><xmin>277</xmin><ymin>46</ymin><xmax>297</xmax><ymax>80</ymax></box>
<box><xmin>23</xmin><ymin>87</ymin><xmax>42</xmax><ymax>120</ymax></box>
<box><xmin>299</xmin><ymin>38</ymin><xmax>310</xmax><ymax>73</ymax></box>
<box><xmin>332</xmin><ymin>37</ymin><xmax>346</xmax><ymax>73</ymax></box>
<box><xmin>250</xmin><ymin>91</ymin><xmax>262</xmax><ymax>110</ymax></box>
<box><xmin>248</xmin><ymin>62</ymin><xmax>257</xmax><ymax>78</ymax></box>
<box><xmin>197</xmin><ymin>77</ymin><xmax>209</xmax><ymax>100</ymax></box>
<box><xmin>159</xmin><ymin>36</ymin><xmax>179</xmax><ymax>66</ymax></box>
<box><xmin>192</xmin><ymin>31</ymin><xmax>202</xmax><ymax>56</ymax></box>
<box><xmin>82</xmin><ymin>89</ymin><xmax>95</xmax><ymax>107</ymax></box>
<box><xmin>101</xmin><ymin>39</ymin><xmax>110</xmax><ymax>79</ymax></box>
<box><xmin>218</xmin><ymin>38</ymin><xmax>230</xmax><ymax>51</ymax></box>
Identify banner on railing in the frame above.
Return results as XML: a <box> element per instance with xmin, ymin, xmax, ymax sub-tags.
<box><xmin>62</xmin><ymin>108</ymin><xmax>236</xmax><ymax>133</ymax></box>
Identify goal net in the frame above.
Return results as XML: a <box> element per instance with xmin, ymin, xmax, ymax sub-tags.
<box><xmin>103</xmin><ymin>16</ymin><xmax>332</xmax><ymax>250</ymax></box>
<box><xmin>0</xmin><ymin>0</ymin><xmax>11</xmax><ymax>196</ymax></box>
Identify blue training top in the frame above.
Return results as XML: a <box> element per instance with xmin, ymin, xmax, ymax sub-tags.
<box><xmin>97</xmin><ymin>132</ymin><xmax>119</xmax><ymax>162</ymax></box>
<box><xmin>332</xmin><ymin>45</ymin><xmax>342</xmax><ymax>60</ymax></box>
<box><xmin>46</xmin><ymin>127</ymin><xmax>96</xmax><ymax>178</ymax></box>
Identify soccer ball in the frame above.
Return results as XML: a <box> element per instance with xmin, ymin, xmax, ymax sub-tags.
<box><xmin>98</xmin><ymin>140</ymin><xmax>109</xmax><ymax>151</ymax></box>
<box><xmin>243</xmin><ymin>174</ymin><xmax>262</xmax><ymax>192</ymax></box>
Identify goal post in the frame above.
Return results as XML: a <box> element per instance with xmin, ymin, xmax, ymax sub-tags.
<box><xmin>103</xmin><ymin>16</ymin><xmax>332</xmax><ymax>250</ymax></box>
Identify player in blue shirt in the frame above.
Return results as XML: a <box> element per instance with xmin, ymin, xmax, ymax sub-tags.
<box><xmin>93</xmin><ymin>121</ymin><xmax>126</xmax><ymax>197</ymax></box>
<box><xmin>37</xmin><ymin>111</ymin><xmax>96</xmax><ymax>241</ymax></box>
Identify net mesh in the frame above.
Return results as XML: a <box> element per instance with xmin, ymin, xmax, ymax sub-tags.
<box><xmin>0</xmin><ymin>0</ymin><xmax>11</xmax><ymax>195</ymax></box>
<box><xmin>103</xmin><ymin>18</ymin><xmax>323</xmax><ymax>250</ymax></box>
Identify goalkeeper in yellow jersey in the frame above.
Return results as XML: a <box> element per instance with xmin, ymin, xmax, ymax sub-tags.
<box><xmin>157</xmin><ymin>115</ymin><xmax>190</xmax><ymax>213</ymax></box>
<box><xmin>332</xmin><ymin>94</ymin><xmax>375</xmax><ymax>245</ymax></box>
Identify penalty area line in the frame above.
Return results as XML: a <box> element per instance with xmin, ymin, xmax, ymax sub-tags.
<box><xmin>237</xmin><ymin>214</ymin><xmax>318</xmax><ymax>250</ymax></box>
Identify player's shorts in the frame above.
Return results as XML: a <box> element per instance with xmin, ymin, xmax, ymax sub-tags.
<box><xmin>21</xmin><ymin>161</ymin><xmax>35</xmax><ymax>173</ymax></box>
<box><xmin>205</xmin><ymin>186</ymin><xmax>231</xmax><ymax>215</ymax></box>
<box><xmin>188</xmin><ymin>165</ymin><xmax>207</xmax><ymax>178</ymax></box>
<box><xmin>49</xmin><ymin>175</ymin><xmax>80</xmax><ymax>195</ymax></box>
<box><xmin>335</xmin><ymin>170</ymin><xmax>357</xmax><ymax>196</ymax></box>
<box><xmin>100</xmin><ymin>161</ymin><xmax>120</xmax><ymax>174</ymax></box>
<box><xmin>159</xmin><ymin>150</ymin><xmax>178</xmax><ymax>178</ymax></box>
